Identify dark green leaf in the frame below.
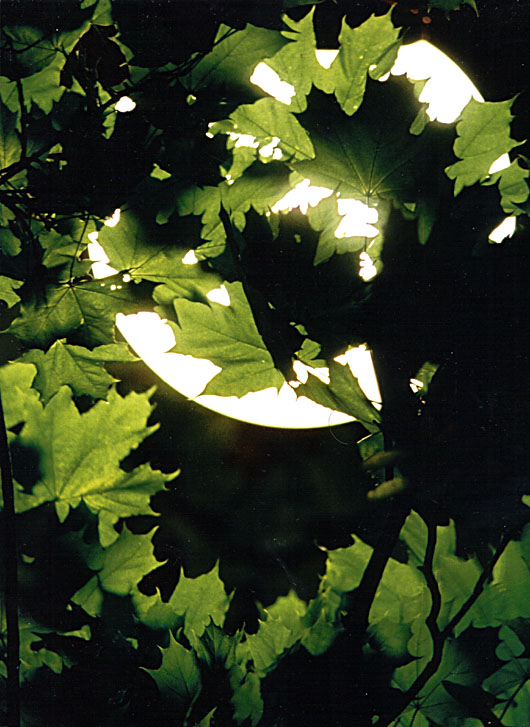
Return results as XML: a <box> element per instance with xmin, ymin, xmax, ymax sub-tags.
<box><xmin>145</xmin><ymin>631</ymin><xmax>202</xmax><ymax>717</ymax></box>
<box><xmin>0</xmin><ymin>99</ymin><xmax>21</xmax><ymax>169</ymax></box>
<box><xmin>9</xmin><ymin>274</ymin><xmax>140</xmax><ymax>348</ymax></box>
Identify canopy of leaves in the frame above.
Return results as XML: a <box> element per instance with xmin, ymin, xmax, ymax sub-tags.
<box><xmin>1</xmin><ymin>2</ymin><xmax>529</xmax><ymax>726</ymax></box>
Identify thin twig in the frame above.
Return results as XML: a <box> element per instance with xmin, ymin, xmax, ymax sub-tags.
<box><xmin>0</xmin><ymin>389</ymin><xmax>20</xmax><ymax>727</ymax></box>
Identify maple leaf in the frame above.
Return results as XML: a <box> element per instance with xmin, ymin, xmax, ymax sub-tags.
<box><xmin>445</xmin><ymin>98</ymin><xmax>522</xmax><ymax>195</ymax></box>
<box><xmin>144</xmin><ymin>631</ymin><xmax>202</xmax><ymax>718</ymax></box>
<box><xmin>15</xmin><ymin>386</ymin><xmax>175</xmax><ymax>546</ymax></box>
<box><xmin>20</xmin><ymin>340</ymin><xmax>137</xmax><ymax>401</ymax></box>
<box><xmin>166</xmin><ymin>280</ymin><xmax>285</xmax><ymax>397</ymax></box>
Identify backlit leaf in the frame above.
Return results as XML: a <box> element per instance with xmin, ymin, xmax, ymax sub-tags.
<box><xmin>168</xmin><ymin>281</ymin><xmax>285</xmax><ymax>397</ymax></box>
<box><xmin>15</xmin><ymin>386</ymin><xmax>172</xmax><ymax>545</ymax></box>
<box><xmin>332</xmin><ymin>12</ymin><xmax>400</xmax><ymax>116</ymax></box>
<box><xmin>0</xmin><ymin>274</ymin><xmax>23</xmax><ymax>307</ymax></box>
<box><xmin>167</xmin><ymin>563</ymin><xmax>230</xmax><ymax>640</ymax></box>
<box><xmin>96</xmin><ymin>527</ymin><xmax>161</xmax><ymax>596</ymax></box>
<box><xmin>445</xmin><ymin>98</ymin><xmax>522</xmax><ymax>195</ymax></box>
<box><xmin>296</xmin><ymin>360</ymin><xmax>381</xmax><ymax>432</ymax></box>
<box><xmin>20</xmin><ymin>340</ymin><xmax>137</xmax><ymax>402</ymax></box>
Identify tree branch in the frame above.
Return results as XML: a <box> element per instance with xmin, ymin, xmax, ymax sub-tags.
<box><xmin>0</xmin><ymin>389</ymin><xmax>20</xmax><ymax>727</ymax></box>
<box><xmin>377</xmin><ymin>530</ymin><xmax>514</xmax><ymax>727</ymax></box>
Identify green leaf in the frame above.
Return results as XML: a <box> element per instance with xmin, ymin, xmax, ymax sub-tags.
<box><xmin>262</xmin><ymin>10</ymin><xmax>334</xmax><ymax>113</ymax></box>
<box><xmin>168</xmin><ymin>280</ymin><xmax>285</xmax><ymax>397</ymax></box>
<box><xmin>227</xmin><ymin>97</ymin><xmax>314</xmax><ymax>161</ymax></box>
<box><xmin>97</xmin><ymin>207</ymin><xmax>208</xmax><ymax>284</ymax></box>
<box><xmin>332</xmin><ymin>12</ymin><xmax>400</xmax><ymax>116</ymax></box>
<box><xmin>230</xmin><ymin>668</ymin><xmax>263</xmax><ymax>726</ymax></box>
<box><xmin>445</xmin><ymin>98</ymin><xmax>522</xmax><ymax>195</ymax></box>
<box><xmin>144</xmin><ymin>630</ymin><xmax>202</xmax><ymax>716</ymax></box>
<box><xmin>95</xmin><ymin>527</ymin><xmax>161</xmax><ymax>596</ymax></box>
<box><xmin>296</xmin><ymin>360</ymin><xmax>381</xmax><ymax>432</ymax></box>
<box><xmin>71</xmin><ymin>574</ymin><xmax>104</xmax><ymax>617</ymax></box>
<box><xmin>0</xmin><ymin>226</ymin><xmax>22</xmax><ymax>256</ymax></box>
<box><xmin>20</xmin><ymin>340</ymin><xmax>137</xmax><ymax>402</ymax></box>
<box><xmin>1</xmin><ymin>26</ymin><xmax>57</xmax><ymax>79</ymax></box>
<box><xmin>183</xmin><ymin>23</ymin><xmax>287</xmax><ymax>95</ymax></box>
<box><xmin>15</xmin><ymin>386</ymin><xmax>173</xmax><ymax>545</ymax></box>
<box><xmin>238</xmin><ymin>616</ymin><xmax>295</xmax><ymax>675</ymax></box>
<box><xmin>21</xmin><ymin>52</ymin><xmax>66</xmax><ymax>114</ymax></box>
<box><xmin>496</xmin><ymin>626</ymin><xmax>525</xmax><ymax>661</ymax></box>
<box><xmin>0</xmin><ymin>274</ymin><xmax>23</xmax><ymax>307</ymax></box>
<box><xmin>167</xmin><ymin>563</ymin><xmax>230</xmax><ymax>640</ymax></box>
<box><xmin>428</xmin><ymin>0</ymin><xmax>478</xmax><ymax>14</ymax></box>
<box><xmin>0</xmin><ymin>99</ymin><xmax>21</xmax><ymax>169</ymax></box>
<box><xmin>9</xmin><ymin>275</ymin><xmax>139</xmax><ymax>348</ymax></box>
<box><xmin>497</xmin><ymin>159</ymin><xmax>530</xmax><ymax>214</ymax></box>
<box><xmin>0</xmin><ymin>361</ymin><xmax>40</xmax><ymax>429</ymax></box>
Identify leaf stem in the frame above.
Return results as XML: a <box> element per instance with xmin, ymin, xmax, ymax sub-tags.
<box><xmin>0</xmin><ymin>389</ymin><xmax>20</xmax><ymax>727</ymax></box>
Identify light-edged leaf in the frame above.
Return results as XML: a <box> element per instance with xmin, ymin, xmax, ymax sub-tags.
<box><xmin>98</xmin><ymin>207</ymin><xmax>203</xmax><ymax>283</ymax></box>
<box><xmin>497</xmin><ymin>159</ymin><xmax>530</xmax><ymax>213</ymax></box>
<box><xmin>296</xmin><ymin>360</ymin><xmax>381</xmax><ymax>432</ymax></box>
<box><xmin>168</xmin><ymin>280</ymin><xmax>285</xmax><ymax>397</ymax></box>
<box><xmin>228</xmin><ymin>97</ymin><xmax>314</xmax><ymax>161</ymax></box>
<box><xmin>15</xmin><ymin>386</ymin><xmax>174</xmax><ymax>545</ymax></box>
<box><xmin>445</xmin><ymin>98</ymin><xmax>522</xmax><ymax>195</ymax></box>
<box><xmin>20</xmin><ymin>340</ymin><xmax>137</xmax><ymax>401</ymax></box>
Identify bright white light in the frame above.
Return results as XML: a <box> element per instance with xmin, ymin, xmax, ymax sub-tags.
<box><xmin>88</xmin><ymin>237</ymin><xmax>119</xmax><ymax>279</ymax></box>
<box><xmin>115</xmin><ymin>96</ymin><xmax>136</xmax><ymax>113</ymax></box>
<box><xmin>104</xmin><ymin>208</ymin><xmax>121</xmax><ymax>228</ymax></box>
<box><xmin>228</xmin><ymin>132</ymin><xmax>259</xmax><ymax>149</ymax></box>
<box><xmin>489</xmin><ymin>216</ymin><xmax>517</xmax><ymax>243</ymax></box>
<box><xmin>488</xmin><ymin>153</ymin><xmax>511</xmax><ymax>175</ymax></box>
<box><xmin>336</xmin><ymin>345</ymin><xmax>382</xmax><ymax>409</ymax></box>
<box><xmin>250</xmin><ymin>62</ymin><xmax>296</xmax><ymax>105</ymax></box>
<box><xmin>335</xmin><ymin>199</ymin><xmax>379</xmax><ymax>238</ymax></box>
<box><xmin>315</xmin><ymin>49</ymin><xmax>338</xmax><ymax>69</ymax></box>
<box><xmin>206</xmin><ymin>285</ymin><xmax>231</xmax><ymax>306</ymax></box>
<box><xmin>271</xmin><ymin>179</ymin><xmax>332</xmax><ymax>214</ymax></box>
<box><xmin>359</xmin><ymin>251</ymin><xmax>378</xmax><ymax>281</ymax></box>
<box><xmin>115</xmin><ymin>311</ymin><xmax>356</xmax><ymax>428</ymax></box>
<box><xmin>259</xmin><ymin>136</ymin><xmax>282</xmax><ymax>160</ymax></box>
<box><xmin>391</xmin><ymin>40</ymin><xmax>483</xmax><ymax>123</ymax></box>
<box><xmin>182</xmin><ymin>250</ymin><xmax>199</xmax><ymax>265</ymax></box>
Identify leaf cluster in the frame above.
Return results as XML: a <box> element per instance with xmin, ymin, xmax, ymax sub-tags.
<box><xmin>1</xmin><ymin>0</ymin><xmax>529</xmax><ymax>725</ymax></box>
